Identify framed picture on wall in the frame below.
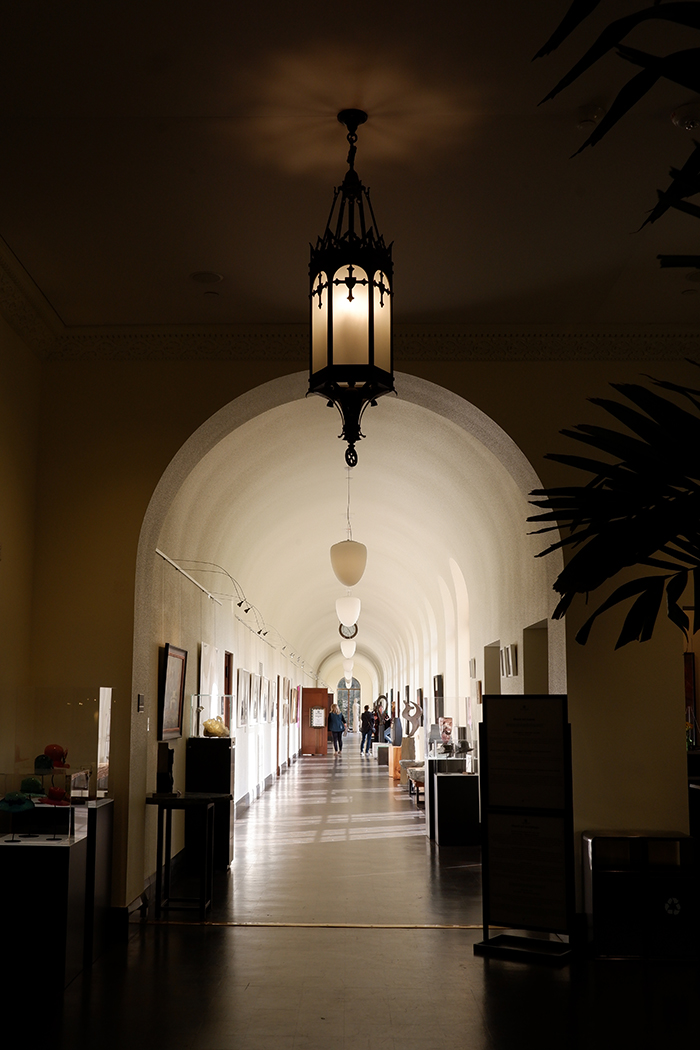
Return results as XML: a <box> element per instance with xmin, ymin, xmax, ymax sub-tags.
<box><xmin>269</xmin><ymin>679</ymin><xmax>277</xmax><ymax>722</ymax></box>
<box><xmin>250</xmin><ymin>673</ymin><xmax>261</xmax><ymax>724</ymax></box>
<box><xmin>158</xmin><ymin>644</ymin><xmax>188</xmax><ymax>740</ymax></box>
<box><xmin>261</xmin><ymin>677</ymin><xmax>269</xmax><ymax>723</ymax></box>
<box><xmin>237</xmin><ymin>668</ymin><xmax>250</xmax><ymax>727</ymax></box>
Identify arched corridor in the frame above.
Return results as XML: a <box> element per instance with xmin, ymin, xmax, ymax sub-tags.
<box><xmin>127</xmin><ymin>370</ymin><xmax>563</xmax><ymax>905</ymax></box>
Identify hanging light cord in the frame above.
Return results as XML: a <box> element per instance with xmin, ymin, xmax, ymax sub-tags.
<box><xmin>346</xmin><ymin>465</ymin><xmax>353</xmax><ymax>541</ymax></box>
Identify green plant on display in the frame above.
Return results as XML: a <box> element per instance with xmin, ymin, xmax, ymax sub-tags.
<box><xmin>528</xmin><ymin>365</ymin><xmax>700</xmax><ymax>647</ymax></box>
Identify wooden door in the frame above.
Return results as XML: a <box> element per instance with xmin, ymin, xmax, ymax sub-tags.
<box><xmin>301</xmin><ymin>687</ymin><xmax>329</xmax><ymax>755</ymax></box>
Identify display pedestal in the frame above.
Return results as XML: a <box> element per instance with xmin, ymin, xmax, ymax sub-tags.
<box><xmin>84</xmin><ymin>799</ymin><xmax>114</xmax><ymax>964</ymax></box>
<box><xmin>426</xmin><ymin>756</ymin><xmax>467</xmax><ymax>840</ymax></box>
<box><xmin>0</xmin><ymin>822</ymin><xmax>88</xmax><ymax>987</ymax></box>
<box><xmin>435</xmin><ymin>773</ymin><xmax>480</xmax><ymax>846</ymax></box>
<box><xmin>388</xmin><ymin>746</ymin><xmax>402</xmax><ymax>779</ymax></box>
<box><xmin>186</xmin><ymin>737</ymin><xmax>235</xmax><ymax>870</ymax></box>
<box><xmin>375</xmin><ymin>743</ymin><xmax>389</xmax><ymax>766</ymax></box>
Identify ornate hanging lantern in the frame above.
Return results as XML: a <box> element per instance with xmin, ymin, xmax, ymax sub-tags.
<box><xmin>308</xmin><ymin>109</ymin><xmax>395</xmax><ymax>467</ymax></box>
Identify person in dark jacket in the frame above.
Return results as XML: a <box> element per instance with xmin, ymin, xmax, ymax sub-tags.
<box><xmin>328</xmin><ymin>704</ymin><xmax>347</xmax><ymax>752</ymax></box>
<box><xmin>360</xmin><ymin>705</ymin><xmax>374</xmax><ymax>754</ymax></box>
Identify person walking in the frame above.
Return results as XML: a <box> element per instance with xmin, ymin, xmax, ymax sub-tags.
<box><xmin>360</xmin><ymin>705</ymin><xmax>374</xmax><ymax>754</ymax></box>
<box><xmin>328</xmin><ymin>704</ymin><xmax>347</xmax><ymax>753</ymax></box>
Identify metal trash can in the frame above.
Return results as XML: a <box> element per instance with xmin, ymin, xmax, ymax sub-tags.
<box><xmin>582</xmin><ymin>831</ymin><xmax>696</xmax><ymax>960</ymax></box>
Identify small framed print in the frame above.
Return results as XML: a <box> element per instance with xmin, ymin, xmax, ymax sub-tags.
<box><xmin>158</xmin><ymin>644</ymin><xmax>187</xmax><ymax>740</ymax></box>
<box><xmin>237</xmin><ymin>668</ymin><xmax>250</xmax><ymax>727</ymax></box>
<box><xmin>261</xmin><ymin>677</ymin><xmax>269</xmax><ymax>723</ymax></box>
<box><xmin>250</xmin><ymin>673</ymin><xmax>261</xmax><ymax>723</ymax></box>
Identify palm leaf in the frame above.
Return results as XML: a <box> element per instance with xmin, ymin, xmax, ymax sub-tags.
<box><xmin>529</xmin><ymin>369</ymin><xmax>700</xmax><ymax>646</ymax></box>
<box><xmin>573</xmin><ymin>576</ymin><xmax>667</xmax><ymax>647</ymax></box>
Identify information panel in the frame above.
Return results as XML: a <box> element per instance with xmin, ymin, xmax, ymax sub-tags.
<box><xmin>476</xmin><ymin>693</ymin><xmax>574</xmax><ymax>953</ymax></box>
<box><xmin>486</xmin><ymin>696</ymin><xmax>566</xmax><ymax>810</ymax></box>
<box><xmin>486</xmin><ymin>812</ymin><xmax>568</xmax><ymax>930</ymax></box>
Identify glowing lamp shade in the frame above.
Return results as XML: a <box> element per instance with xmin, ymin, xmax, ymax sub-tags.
<box><xmin>340</xmin><ymin>638</ymin><xmax>356</xmax><ymax>659</ymax></box>
<box><xmin>330</xmin><ymin>540</ymin><xmax>367</xmax><ymax>587</ymax></box>
<box><xmin>307</xmin><ymin>110</ymin><xmax>395</xmax><ymax>468</ymax></box>
<box><xmin>343</xmin><ymin>658</ymin><xmax>354</xmax><ymax>674</ymax></box>
<box><xmin>336</xmin><ymin>596</ymin><xmax>361</xmax><ymax>626</ymax></box>
<box><xmin>344</xmin><ymin>677</ymin><xmax>353</xmax><ymax>688</ymax></box>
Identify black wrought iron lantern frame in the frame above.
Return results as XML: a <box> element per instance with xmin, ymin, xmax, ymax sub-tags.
<box><xmin>308</xmin><ymin>109</ymin><xmax>395</xmax><ymax>467</ymax></box>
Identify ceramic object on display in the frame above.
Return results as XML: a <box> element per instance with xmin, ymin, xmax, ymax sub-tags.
<box><xmin>203</xmin><ymin>716</ymin><xmax>229</xmax><ymax>737</ymax></box>
<box><xmin>43</xmin><ymin>744</ymin><xmax>70</xmax><ymax>768</ymax></box>
<box><xmin>20</xmin><ymin>777</ymin><xmax>44</xmax><ymax>796</ymax></box>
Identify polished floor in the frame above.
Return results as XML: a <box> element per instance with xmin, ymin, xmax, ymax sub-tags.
<box><xmin>57</xmin><ymin>741</ymin><xmax>699</xmax><ymax>1049</ymax></box>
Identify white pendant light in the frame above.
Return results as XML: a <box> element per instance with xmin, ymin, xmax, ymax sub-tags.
<box><xmin>336</xmin><ymin>595</ymin><xmax>361</xmax><ymax>626</ymax></box>
<box><xmin>330</xmin><ymin>466</ymin><xmax>367</xmax><ymax>588</ymax></box>
<box><xmin>345</xmin><ymin>677</ymin><xmax>353</xmax><ymax>688</ymax></box>
<box><xmin>340</xmin><ymin>638</ymin><xmax>356</xmax><ymax>659</ymax></box>
<box><xmin>343</xmin><ymin>658</ymin><xmax>354</xmax><ymax>674</ymax></box>
<box><xmin>330</xmin><ymin>540</ymin><xmax>367</xmax><ymax>587</ymax></box>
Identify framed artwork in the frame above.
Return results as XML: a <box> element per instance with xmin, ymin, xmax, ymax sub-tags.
<box><xmin>269</xmin><ymin>679</ymin><xmax>277</xmax><ymax>722</ymax></box>
<box><xmin>261</xmin><ymin>677</ymin><xmax>269</xmax><ymax>722</ymax></box>
<box><xmin>237</xmin><ymin>668</ymin><xmax>250</xmax><ymax>727</ymax></box>
<box><xmin>200</xmin><ymin>641</ymin><xmax>219</xmax><ymax>697</ymax></box>
<box><xmin>283</xmin><ymin>676</ymin><xmax>290</xmax><ymax>702</ymax></box>
<box><xmin>507</xmin><ymin>644</ymin><xmax>518</xmax><ymax>677</ymax></box>
<box><xmin>158</xmin><ymin>644</ymin><xmax>187</xmax><ymax>740</ymax></box>
<box><xmin>439</xmin><ymin>716</ymin><xmax>453</xmax><ymax>744</ymax></box>
<box><xmin>251</xmin><ymin>673</ymin><xmax>261</xmax><ymax>724</ymax></box>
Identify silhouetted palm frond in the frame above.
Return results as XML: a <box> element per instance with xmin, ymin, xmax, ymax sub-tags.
<box><xmin>529</xmin><ymin>365</ymin><xmax>700</xmax><ymax>646</ymax></box>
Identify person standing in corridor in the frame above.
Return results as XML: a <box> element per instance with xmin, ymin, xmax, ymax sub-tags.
<box><xmin>328</xmin><ymin>704</ymin><xmax>347</xmax><ymax>753</ymax></box>
<box><xmin>360</xmin><ymin>705</ymin><xmax>374</xmax><ymax>754</ymax></box>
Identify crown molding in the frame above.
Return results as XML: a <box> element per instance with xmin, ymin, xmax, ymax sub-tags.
<box><xmin>2</xmin><ymin>243</ymin><xmax>700</xmax><ymax>362</ymax></box>
<box><xmin>42</xmin><ymin>323</ymin><xmax>700</xmax><ymax>363</ymax></box>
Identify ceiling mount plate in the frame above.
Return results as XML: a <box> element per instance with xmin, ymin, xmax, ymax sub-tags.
<box><xmin>337</xmin><ymin>109</ymin><xmax>368</xmax><ymax>136</ymax></box>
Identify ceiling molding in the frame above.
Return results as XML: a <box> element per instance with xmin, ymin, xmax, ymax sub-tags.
<box><xmin>2</xmin><ymin>245</ymin><xmax>700</xmax><ymax>363</ymax></box>
<box><xmin>44</xmin><ymin>324</ymin><xmax>700</xmax><ymax>362</ymax></box>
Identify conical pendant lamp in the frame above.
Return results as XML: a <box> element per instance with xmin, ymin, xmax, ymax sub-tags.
<box><xmin>336</xmin><ymin>595</ymin><xmax>361</xmax><ymax>626</ymax></box>
<box><xmin>330</xmin><ymin>540</ymin><xmax>367</xmax><ymax>587</ymax></box>
<box><xmin>340</xmin><ymin>638</ymin><xmax>356</xmax><ymax>659</ymax></box>
<box><xmin>330</xmin><ymin>466</ymin><xmax>367</xmax><ymax>587</ymax></box>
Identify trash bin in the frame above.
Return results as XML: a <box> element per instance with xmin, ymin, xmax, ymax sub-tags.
<box><xmin>582</xmin><ymin>831</ymin><xmax>696</xmax><ymax>960</ymax></box>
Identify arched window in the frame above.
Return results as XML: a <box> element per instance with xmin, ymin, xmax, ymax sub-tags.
<box><xmin>336</xmin><ymin>677</ymin><xmax>361</xmax><ymax>728</ymax></box>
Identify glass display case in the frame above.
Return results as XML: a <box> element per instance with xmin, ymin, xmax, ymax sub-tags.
<box><xmin>0</xmin><ymin>770</ymin><xmax>92</xmax><ymax>840</ymax></box>
<box><xmin>426</xmin><ymin>696</ymin><xmax>479</xmax><ymax>773</ymax></box>
<box><xmin>10</xmin><ymin>685</ymin><xmax>113</xmax><ymax>799</ymax></box>
<box><xmin>190</xmin><ymin>695</ymin><xmax>234</xmax><ymax>738</ymax></box>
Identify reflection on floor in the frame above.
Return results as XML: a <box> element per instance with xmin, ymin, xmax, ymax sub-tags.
<box><xmin>58</xmin><ymin>741</ymin><xmax>699</xmax><ymax>1049</ymax></box>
